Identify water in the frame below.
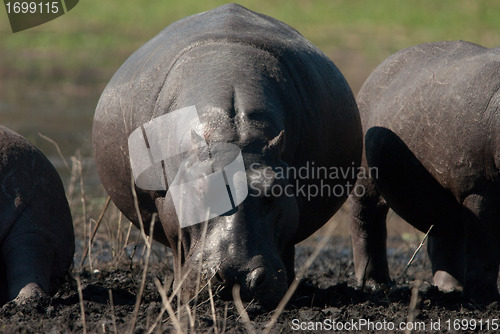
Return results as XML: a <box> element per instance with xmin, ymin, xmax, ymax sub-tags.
<box><xmin>1</xmin><ymin>78</ymin><xmax>103</xmax><ymax>193</ymax></box>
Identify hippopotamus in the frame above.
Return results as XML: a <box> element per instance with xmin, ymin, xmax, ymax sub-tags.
<box><xmin>350</xmin><ymin>40</ymin><xmax>500</xmax><ymax>303</ymax></box>
<box><xmin>93</xmin><ymin>3</ymin><xmax>362</xmax><ymax>308</ymax></box>
<box><xmin>0</xmin><ymin>125</ymin><xmax>74</xmax><ymax>306</ymax></box>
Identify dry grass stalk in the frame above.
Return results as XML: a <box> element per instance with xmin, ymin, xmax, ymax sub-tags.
<box><xmin>232</xmin><ymin>285</ymin><xmax>256</xmax><ymax>334</ymax></box>
<box><xmin>153</xmin><ymin>277</ymin><xmax>182</xmax><ymax>333</ymax></box>
<box><xmin>147</xmin><ymin>276</ymin><xmax>172</xmax><ymax>333</ymax></box>
<box><xmin>222</xmin><ymin>302</ymin><xmax>229</xmax><ymax>334</ymax></box>
<box><xmin>108</xmin><ymin>289</ymin><xmax>118</xmax><ymax>334</ymax></box>
<box><xmin>130</xmin><ymin>216</ymin><xmax>156</xmax><ymax>332</ymax></box>
<box><xmin>79</xmin><ymin>196</ymin><xmax>111</xmax><ymax>267</ymax></box>
<box><xmin>157</xmin><ymin>269</ymin><xmax>221</xmax><ymax>331</ymax></box>
<box><xmin>128</xmin><ymin>173</ymin><xmax>157</xmax><ymax>333</ymax></box>
<box><xmin>70</xmin><ymin>155</ymin><xmax>91</xmax><ymax>271</ymax></box>
<box><xmin>233</xmin><ymin>300</ymin><xmax>256</xmax><ymax>325</ymax></box>
<box><xmin>151</xmin><ymin>264</ymin><xmax>222</xmax><ymax>332</ymax></box>
<box><xmin>185</xmin><ymin>304</ymin><xmax>195</xmax><ymax>330</ymax></box>
<box><xmin>76</xmin><ymin>275</ymin><xmax>87</xmax><ymax>334</ymax></box>
<box><xmin>151</xmin><ymin>262</ymin><xmax>197</xmax><ymax>330</ymax></box>
<box><xmin>66</xmin><ymin>154</ymin><xmax>79</xmax><ymax>207</ymax></box>
<box><xmin>38</xmin><ymin>132</ymin><xmax>70</xmax><ymax>169</ymax></box>
<box><xmin>190</xmin><ymin>220</ymin><xmax>210</xmax><ymax>328</ymax></box>
<box><xmin>208</xmin><ymin>279</ymin><xmax>219</xmax><ymax>334</ymax></box>
<box><xmin>400</xmin><ymin>225</ymin><xmax>434</xmax><ymax>279</ymax></box>
<box><xmin>113</xmin><ymin>212</ymin><xmax>124</xmax><ymax>261</ymax></box>
<box><xmin>176</xmin><ymin>224</ymin><xmax>183</xmax><ymax>313</ymax></box>
<box><xmin>263</xmin><ymin>219</ymin><xmax>340</xmax><ymax>334</ymax></box>
<box><xmin>405</xmin><ymin>279</ymin><xmax>422</xmax><ymax>334</ymax></box>
<box><xmin>114</xmin><ymin>219</ymin><xmax>133</xmax><ymax>267</ymax></box>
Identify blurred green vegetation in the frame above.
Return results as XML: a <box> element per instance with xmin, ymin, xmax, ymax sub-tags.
<box><xmin>1</xmin><ymin>0</ymin><xmax>499</xmax><ymax>75</ymax></box>
<box><xmin>0</xmin><ymin>0</ymin><xmax>499</xmax><ymax>157</ymax></box>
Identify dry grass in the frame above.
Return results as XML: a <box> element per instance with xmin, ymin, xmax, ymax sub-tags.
<box><xmin>67</xmin><ymin>174</ymin><xmax>433</xmax><ymax>333</ymax></box>
<box><xmin>46</xmin><ymin>132</ymin><xmax>436</xmax><ymax>333</ymax></box>
<box><xmin>75</xmin><ymin>275</ymin><xmax>87</xmax><ymax>334</ymax></box>
<box><xmin>108</xmin><ymin>289</ymin><xmax>118</xmax><ymax>334</ymax></box>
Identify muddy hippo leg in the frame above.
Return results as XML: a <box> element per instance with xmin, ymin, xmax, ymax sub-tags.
<box><xmin>349</xmin><ymin>175</ymin><xmax>390</xmax><ymax>287</ymax></box>
<box><xmin>461</xmin><ymin>193</ymin><xmax>500</xmax><ymax>303</ymax></box>
<box><xmin>282</xmin><ymin>243</ymin><xmax>296</xmax><ymax>286</ymax></box>
<box><xmin>427</xmin><ymin>234</ymin><xmax>464</xmax><ymax>292</ymax></box>
<box><xmin>1</xmin><ymin>218</ymin><xmax>55</xmax><ymax>304</ymax></box>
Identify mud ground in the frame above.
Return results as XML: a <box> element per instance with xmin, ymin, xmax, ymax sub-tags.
<box><xmin>1</xmin><ymin>235</ymin><xmax>498</xmax><ymax>333</ymax></box>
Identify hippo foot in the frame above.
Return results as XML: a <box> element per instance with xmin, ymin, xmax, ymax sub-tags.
<box><xmin>433</xmin><ymin>270</ymin><xmax>463</xmax><ymax>293</ymax></box>
<box><xmin>0</xmin><ymin>283</ymin><xmax>50</xmax><ymax>315</ymax></box>
<box><xmin>14</xmin><ymin>283</ymin><xmax>49</xmax><ymax>304</ymax></box>
<box><xmin>464</xmin><ymin>284</ymin><xmax>500</xmax><ymax>306</ymax></box>
<box><xmin>357</xmin><ymin>278</ymin><xmax>393</xmax><ymax>294</ymax></box>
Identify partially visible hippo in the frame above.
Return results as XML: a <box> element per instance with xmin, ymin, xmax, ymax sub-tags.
<box><xmin>93</xmin><ymin>4</ymin><xmax>362</xmax><ymax>308</ymax></box>
<box><xmin>350</xmin><ymin>41</ymin><xmax>500</xmax><ymax>303</ymax></box>
<box><xmin>0</xmin><ymin>125</ymin><xmax>74</xmax><ymax>306</ymax></box>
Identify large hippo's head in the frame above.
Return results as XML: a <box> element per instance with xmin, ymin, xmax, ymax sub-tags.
<box><xmin>153</xmin><ymin>129</ymin><xmax>298</xmax><ymax>309</ymax></box>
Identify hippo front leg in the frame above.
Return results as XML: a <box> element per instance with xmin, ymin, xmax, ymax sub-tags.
<box><xmin>349</xmin><ymin>175</ymin><xmax>391</xmax><ymax>288</ymax></box>
<box><xmin>461</xmin><ymin>193</ymin><xmax>500</xmax><ymax>304</ymax></box>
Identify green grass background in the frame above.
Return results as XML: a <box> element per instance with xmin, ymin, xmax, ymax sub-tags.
<box><xmin>2</xmin><ymin>0</ymin><xmax>499</xmax><ymax>84</ymax></box>
<box><xmin>1</xmin><ymin>0</ymin><xmax>500</xmax><ymax>189</ymax></box>
<box><xmin>0</xmin><ymin>0</ymin><xmax>500</xmax><ymax>193</ymax></box>
<box><xmin>1</xmin><ymin>0</ymin><xmax>500</xmax><ymax>182</ymax></box>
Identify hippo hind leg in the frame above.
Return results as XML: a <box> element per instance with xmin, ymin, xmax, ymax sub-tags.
<box><xmin>1</xmin><ymin>228</ymin><xmax>54</xmax><ymax>305</ymax></box>
<box><xmin>461</xmin><ymin>193</ymin><xmax>500</xmax><ymax>304</ymax></box>
<box><xmin>349</xmin><ymin>171</ymin><xmax>391</xmax><ymax>288</ymax></box>
<box><xmin>0</xmin><ymin>260</ymin><xmax>7</xmax><ymax>304</ymax></box>
<box><xmin>427</xmin><ymin>234</ymin><xmax>465</xmax><ymax>293</ymax></box>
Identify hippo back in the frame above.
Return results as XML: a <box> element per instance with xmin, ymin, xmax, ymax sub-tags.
<box><xmin>358</xmin><ymin>40</ymin><xmax>500</xmax><ymax>200</ymax></box>
<box><xmin>93</xmin><ymin>3</ymin><xmax>361</xmax><ymax>244</ymax></box>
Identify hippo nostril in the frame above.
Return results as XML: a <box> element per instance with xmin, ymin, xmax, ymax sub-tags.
<box><xmin>248</xmin><ymin>267</ymin><xmax>267</xmax><ymax>294</ymax></box>
<box><xmin>214</xmin><ymin>271</ymin><xmax>225</xmax><ymax>284</ymax></box>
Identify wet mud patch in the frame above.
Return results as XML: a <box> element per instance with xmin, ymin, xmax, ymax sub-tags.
<box><xmin>1</xmin><ymin>237</ymin><xmax>498</xmax><ymax>333</ymax></box>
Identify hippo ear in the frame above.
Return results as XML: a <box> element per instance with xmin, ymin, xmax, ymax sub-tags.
<box><xmin>265</xmin><ymin>130</ymin><xmax>285</xmax><ymax>157</ymax></box>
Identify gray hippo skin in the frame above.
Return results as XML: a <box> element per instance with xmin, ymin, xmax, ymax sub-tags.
<box><xmin>350</xmin><ymin>41</ymin><xmax>500</xmax><ymax>303</ymax></box>
<box><xmin>93</xmin><ymin>4</ymin><xmax>361</xmax><ymax>308</ymax></box>
<box><xmin>0</xmin><ymin>125</ymin><xmax>74</xmax><ymax>306</ymax></box>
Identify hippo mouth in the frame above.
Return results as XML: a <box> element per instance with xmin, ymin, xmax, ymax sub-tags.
<box><xmin>174</xmin><ymin>247</ymin><xmax>290</xmax><ymax>310</ymax></box>
<box><xmin>208</xmin><ymin>266</ymin><xmax>289</xmax><ymax>310</ymax></box>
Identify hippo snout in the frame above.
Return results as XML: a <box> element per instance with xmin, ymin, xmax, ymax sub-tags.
<box><xmin>247</xmin><ymin>267</ymin><xmax>267</xmax><ymax>294</ymax></box>
<box><xmin>212</xmin><ymin>262</ymin><xmax>288</xmax><ymax>309</ymax></box>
